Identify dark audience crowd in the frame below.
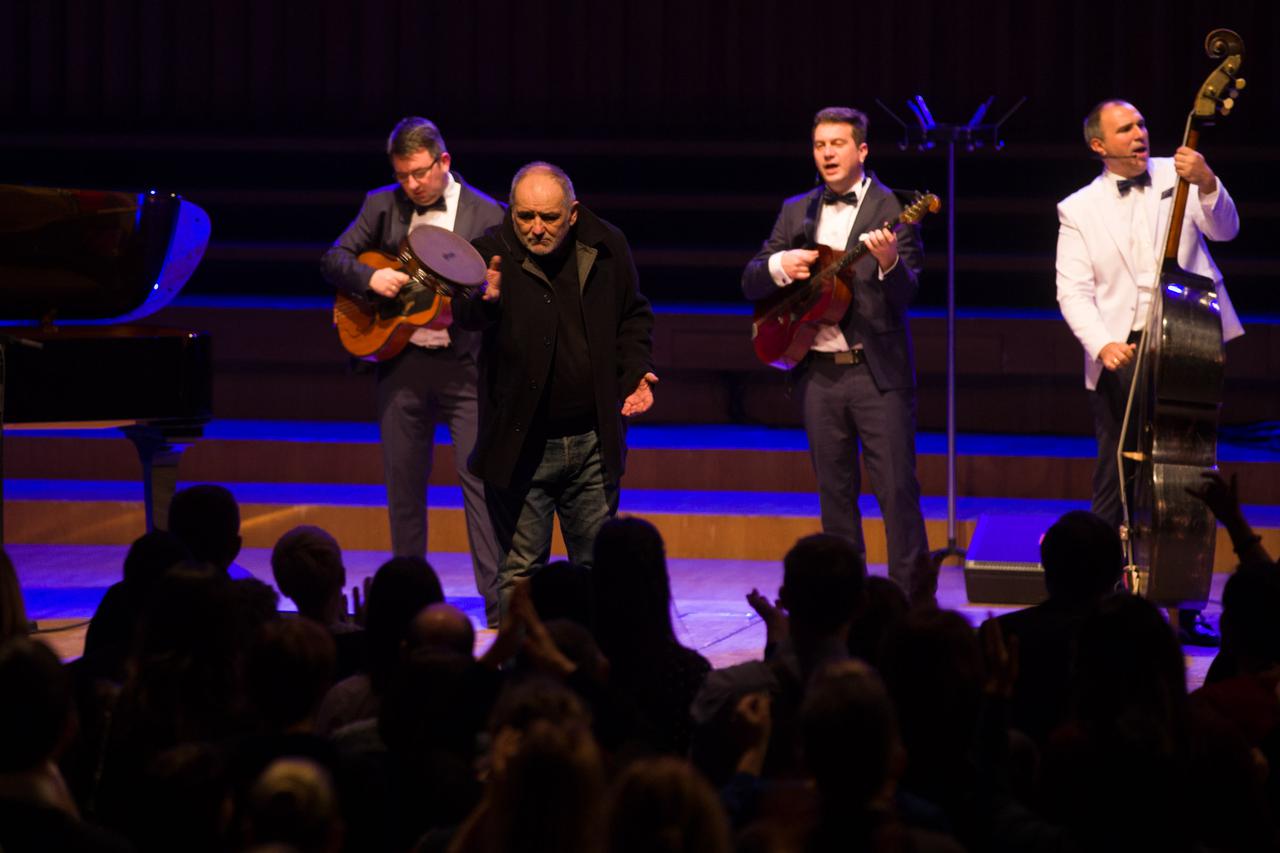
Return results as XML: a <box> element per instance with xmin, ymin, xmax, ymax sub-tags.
<box><xmin>1</xmin><ymin>475</ymin><xmax>1278</xmax><ymax>852</ymax></box>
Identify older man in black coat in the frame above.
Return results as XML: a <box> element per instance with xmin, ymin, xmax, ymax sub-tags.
<box><xmin>453</xmin><ymin>161</ymin><xmax>656</xmax><ymax>615</ymax></box>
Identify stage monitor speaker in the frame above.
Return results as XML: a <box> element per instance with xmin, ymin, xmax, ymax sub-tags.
<box><xmin>962</xmin><ymin>512</ymin><xmax>1061</xmax><ymax>605</ymax></box>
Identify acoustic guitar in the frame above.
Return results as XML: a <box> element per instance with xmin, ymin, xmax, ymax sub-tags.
<box><xmin>333</xmin><ymin>224</ymin><xmax>487</xmax><ymax>362</ymax></box>
<box><xmin>751</xmin><ymin>192</ymin><xmax>940</xmax><ymax>369</ymax></box>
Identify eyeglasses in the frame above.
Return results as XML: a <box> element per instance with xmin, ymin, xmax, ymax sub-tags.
<box><xmin>393</xmin><ymin>154</ymin><xmax>442</xmax><ymax>184</ymax></box>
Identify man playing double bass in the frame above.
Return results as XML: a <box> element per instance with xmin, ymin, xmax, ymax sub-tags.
<box><xmin>1056</xmin><ymin>99</ymin><xmax>1244</xmax><ymax>645</ymax></box>
<box><xmin>742</xmin><ymin>106</ymin><xmax>934</xmax><ymax>605</ymax></box>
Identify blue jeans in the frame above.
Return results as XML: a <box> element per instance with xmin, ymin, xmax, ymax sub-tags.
<box><xmin>487</xmin><ymin>430</ymin><xmax>619</xmax><ymax>617</ymax></box>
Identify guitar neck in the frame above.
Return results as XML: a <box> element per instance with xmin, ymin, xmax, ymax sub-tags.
<box><xmin>815</xmin><ymin>216</ymin><xmax>909</xmax><ymax>280</ymax></box>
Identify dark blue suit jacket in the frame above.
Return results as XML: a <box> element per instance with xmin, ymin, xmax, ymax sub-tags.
<box><xmin>741</xmin><ymin>175</ymin><xmax>923</xmax><ymax>391</ymax></box>
<box><xmin>320</xmin><ymin>175</ymin><xmax>505</xmax><ymax>362</ymax></box>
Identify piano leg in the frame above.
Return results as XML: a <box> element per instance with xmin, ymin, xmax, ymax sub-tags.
<box><xmin>121</xmin><ymin>425</ymin><xmax>201</xmax><ymax>532</ymax></box>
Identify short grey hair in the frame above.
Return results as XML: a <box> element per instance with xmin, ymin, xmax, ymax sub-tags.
<box><xmin>386</xmin><ymin>116</ymin><xmax>446</xmax><ymax>159</ymax></box>
<box><xmin>1082</xmin><ymin>100</ymin><xmax>1129</xmax><ymax>148</ymax></box>
<box><xmin>509</xmin><ymin>161</ymin><xmax>576</xmax><ymax>208</ymax></box>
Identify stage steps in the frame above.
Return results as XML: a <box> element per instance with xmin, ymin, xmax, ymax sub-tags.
<box><xmin>6</xmin><ymin>421</ymin><xmax>1279</xmax><ymax>568</ymax></box>
<box><xmin>9</xmin><ymin>421</ymin><xmax>1280</xmax><ymax>498</ymax></box>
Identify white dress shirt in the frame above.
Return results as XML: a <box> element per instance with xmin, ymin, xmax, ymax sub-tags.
<box><xmin>407</xmin><ymin>172</ymin><xmax>461</xmax><ymax>349</ymax></box>
<box><xmin>764</xmin><ymin>176</ymin><xmax>896</xmax><ymax>352</ymax></box>
<box><xmin>1098</xmin><ymin>168</ymin><xmax>1218</xmax><ymax>333</ymax></box>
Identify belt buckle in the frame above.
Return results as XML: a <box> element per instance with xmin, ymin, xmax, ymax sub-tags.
<box><xmin>834</xmin><ymin>349</ymin><xmax>861</xmax><ymax>365</ymax></box>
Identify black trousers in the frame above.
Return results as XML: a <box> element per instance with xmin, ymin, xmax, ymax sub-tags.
<box><xmin>797</xmin><ymin>356</ymin><xmax>935</xmax><ymax>603</ymax></box>
<box><xmin>1087</xmin><ymin>348</ymin><xmax>1139</xmax><ymax>529</ymax></box>
<box><xmin>1087</xmin><ymin>332</ymin><xmax>1202</xmax><ymax>622</ymax></box>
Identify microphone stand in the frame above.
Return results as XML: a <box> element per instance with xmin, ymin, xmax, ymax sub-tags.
<box><xmin>876</xmin><ymin>95</ymin><xmax>1026</xmax><ymax>567</ymax></box>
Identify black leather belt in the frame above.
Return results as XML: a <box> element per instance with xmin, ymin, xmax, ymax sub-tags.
<box><xmin>810</xmin><ymin>349</ymin><xmax>865</xmax><ymax>365</ymax></box>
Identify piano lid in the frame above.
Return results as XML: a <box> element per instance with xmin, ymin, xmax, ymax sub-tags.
<box><xmin>0</xmin><ymin>185</ymin><xmax>210</xmax><ymax>325</ymax></box>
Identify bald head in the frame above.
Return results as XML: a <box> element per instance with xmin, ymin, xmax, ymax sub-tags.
<box><xmin>407</xmin><ymin>602</ymin><xmax>475</xmax><ymax>657</ymax></box>
<box><xmin>510</xmin><ymin>162</ymin><xmax>579</xmax><ymax>256</ymax></box>
<box><xmin>509</xmin><ymin>161</ymin><xmax>576</xmax><ymax>206</ymax></box>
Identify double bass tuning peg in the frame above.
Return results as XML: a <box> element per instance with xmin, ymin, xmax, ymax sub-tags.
<box><xmin>1234</xmin><ymin>77</ymin><xmax>1247</xmax><ymax>90</ymax></box>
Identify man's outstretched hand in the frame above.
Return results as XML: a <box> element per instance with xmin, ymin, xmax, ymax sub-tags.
<box><xmin>621</xmin><ymin>372</ymin><xmax>659</xmax><ymax>416</ymax></box>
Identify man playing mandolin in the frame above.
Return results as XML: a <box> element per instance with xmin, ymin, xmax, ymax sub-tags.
<box><xmin>1056</xmin><ymin>99</ymin><xmax>1244</xmax><ymax>645</ymax></box>
<box><xmin>320</xmin><ymin>117</ymin><xmax>506</xmax><ymax>626</ymax></box>
<box><xmin>742</xmin><ymin>106</ymin><xmax>935</xmax><ymax>605</ymax></box>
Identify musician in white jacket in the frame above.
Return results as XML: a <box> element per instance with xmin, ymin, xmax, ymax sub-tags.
<box><xmin>1055</xmin><ymin>99</ymin><xmax>1242</xmax><ymax>644</ymax></box>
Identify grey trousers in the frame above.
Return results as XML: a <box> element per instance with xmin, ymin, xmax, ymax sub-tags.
<box><xmin>376</xmin><ymin>344</ymin><xmax>501</xmax><ymax>626</ymax></box>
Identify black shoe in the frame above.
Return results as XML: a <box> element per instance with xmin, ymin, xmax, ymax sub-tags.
<box><xmin>1178</xmin><ymin>614</ymin><xmax>1220</xmax><ymax>648</ymax></box>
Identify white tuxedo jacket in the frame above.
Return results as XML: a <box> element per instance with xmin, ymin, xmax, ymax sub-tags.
<box><xmin>1056</xmin><ymin>157</ymin><xmax>1243</xmax><ymax>390</ymax></box>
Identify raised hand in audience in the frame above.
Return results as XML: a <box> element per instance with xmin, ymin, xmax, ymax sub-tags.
<box><xmin>731</xmin><ymin>690</ymin><xmax>772</xmax><ymax>777</ymax></box>
<box><xmin>480</xmin><ymin>581</ymin><xmax>576</xmax><ymax>676</ymax></box>
<box><xmin>746</xmin><ymin>587</ymin><xmax>788</xmax><ymax>656</ymax></box>
<box><xmin>512</xmin><ymin>583</ymin><xmax>577</xmax><ymax>677</ymax></box>
<box><xmin>1187</xmin><ymin>471</ymin><xmax>1271</xmax><ymax>565</ymax></box>
<box><xmin>978</xmin><ymin>616</ymin><xmax>1019</xmax><ymax>701</ymax></box>
<box><xmin>345</xmin><ymin>576</ymin><xmax>371</xmax><ymax>626</ymax></box>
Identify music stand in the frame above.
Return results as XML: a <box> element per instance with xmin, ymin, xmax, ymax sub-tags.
<box><xmin>876</xmin><ymin>95</ymin><xmax>1026</xmax><ymax>566</ymax></box>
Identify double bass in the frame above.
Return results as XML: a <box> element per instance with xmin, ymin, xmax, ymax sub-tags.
<box><xmin>1119</xmin><ymin>29</ymin><xmax>1246</xmax><ymax>605</ymax></box>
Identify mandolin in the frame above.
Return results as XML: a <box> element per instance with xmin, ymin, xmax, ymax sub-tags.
<box><xmin>751</xmin><ymin>193</ymin><xmax>940</xmax><ymax>369</ymax></box>
<box><xmin>333</xmin><ymin>224</ymin><xmax>488</xmax><ymax>362</ymax></box>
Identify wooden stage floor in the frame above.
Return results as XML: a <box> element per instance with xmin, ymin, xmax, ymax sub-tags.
<box><xmin>12</xmin><ymin>544</ymin><xmax>1224</xmax><ymax>690</ymax></box>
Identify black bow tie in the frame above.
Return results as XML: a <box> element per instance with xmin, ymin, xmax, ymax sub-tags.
<box><xmin>1116</xmin><ymin>172</ymin><xmax>1152</xmax><ymax>196</ymax></box>
<box><xmin>413</xmin><ymin>197</ymin><xmax>447</xmax><ymax>215</ymax></box>
<box><xmin>821</xmin><ymin>188</ymin><xmax>859</xmax><ymax>206</ymax></box>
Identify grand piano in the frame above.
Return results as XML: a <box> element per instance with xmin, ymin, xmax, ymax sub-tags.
<box><xmin>0</xmin><ymin>184</ymin><xmax>213</xmax><ymax>542</ymax></box>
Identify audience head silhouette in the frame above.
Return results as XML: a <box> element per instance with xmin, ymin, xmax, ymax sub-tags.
<box><xmin>1040</xmin><ymin>510</ymin><xmax>1124</xmax><ymax>602</ymax></box>
<box><xmin>168</xmin><ymin>484</ymin><xmax>243</xmax><ymax>572</ymax></box>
